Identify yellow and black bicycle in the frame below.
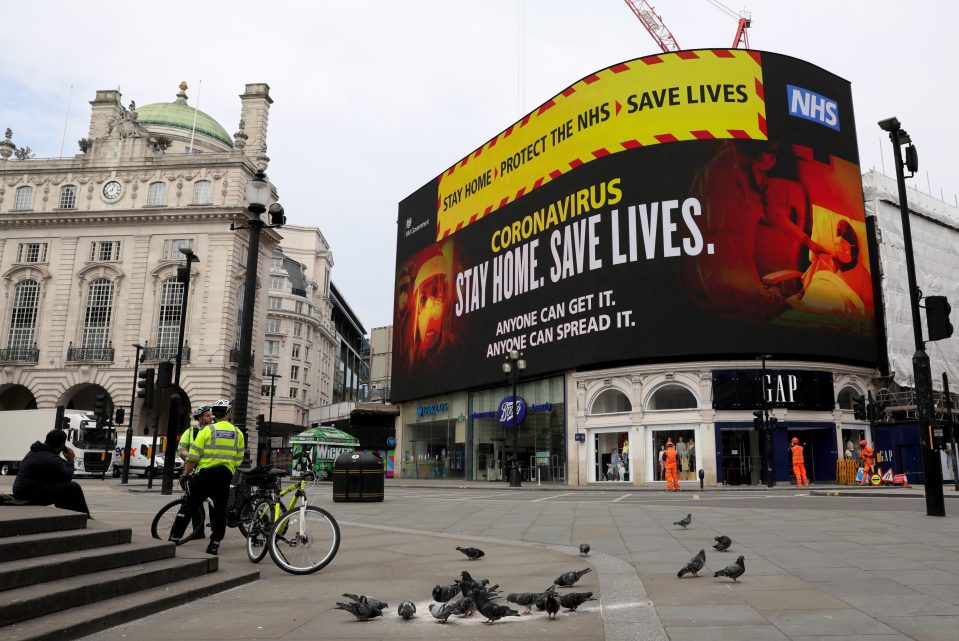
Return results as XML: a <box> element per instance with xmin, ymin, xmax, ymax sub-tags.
<box><xmin>245</xmin><ymin>452</ymin><xmax>340</xmax><ymax>574</ymax></box>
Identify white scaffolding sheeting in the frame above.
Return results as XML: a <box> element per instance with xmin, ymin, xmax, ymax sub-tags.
<box><xmin>862</xmin><ymin>170</ymin><xmax>959</xmax><ymax>390</ymax></box>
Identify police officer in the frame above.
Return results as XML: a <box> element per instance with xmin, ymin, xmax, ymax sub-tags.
<box><xmin>170</xmin><ymin>399</ymin><xmax>245</xmax><ymax>555</ymax></box>
<box><xmin>176</xmin><ymin>404</ymin><xmax>213</xmax><ymax>538</ymax></box>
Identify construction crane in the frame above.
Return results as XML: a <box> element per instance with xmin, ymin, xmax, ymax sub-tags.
<box><xmin>623</xmin><ymin>0</ymin><xmax>751</xmax><ymax>53</ymax></box>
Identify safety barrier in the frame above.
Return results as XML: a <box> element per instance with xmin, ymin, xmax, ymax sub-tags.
<box><xmin>836</xmin><ymin>458</ymin><xmax>861</xmax><ymax>485</ymax></box>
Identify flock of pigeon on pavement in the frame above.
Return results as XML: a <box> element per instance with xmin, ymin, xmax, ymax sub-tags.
<box><xmin>335</xmin><ymin>513</ymin><xmax>745</xmax><ymax>624</ymax></box>
<box><xmin>335</xmin><ymin>544</ymin><xmax>596</xmax><ymax>624</ymax></box>
<box><xmin>673</xmin><ymin>513</ymin><xmax>746</xmax><ymax>581</ymax></box>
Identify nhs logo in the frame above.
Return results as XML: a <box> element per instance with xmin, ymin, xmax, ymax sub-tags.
<box><xmin>787</xmin><ymin>84</ymin><xmax>839</xmax><ymax>131</ymax></box>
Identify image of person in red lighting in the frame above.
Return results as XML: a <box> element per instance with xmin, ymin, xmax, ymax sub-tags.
<box><xmin>791</xmin><ymin>217</ymin><xmax>873</xmax><ymax>323</ymax></box>
<box><xmin>411</xmin><ymin>244</ymin><xmax>453</xmax><ymax>363</ymax></box>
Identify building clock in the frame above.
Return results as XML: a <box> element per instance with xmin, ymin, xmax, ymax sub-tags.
<box><xmin>102</xmin><ymin>180</ymin><xmax>123</xmax><ymax>201</ymax></box>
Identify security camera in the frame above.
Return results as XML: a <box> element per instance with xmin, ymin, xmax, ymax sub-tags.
<box><xmin>878</xmin><ymin>117</ymin><xmax>901</xmax><ymax>132</ymax></box>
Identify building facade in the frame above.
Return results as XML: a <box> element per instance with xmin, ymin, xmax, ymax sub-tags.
<box><xmin>0</xmin><ymin>83</ymin><xmax>334</xmax><ymax>458</ymax></box>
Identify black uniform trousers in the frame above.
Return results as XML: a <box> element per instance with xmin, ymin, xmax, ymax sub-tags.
<box><xmin>170</xmin><ymin>465</ymin><xmax>233</xmax><ymax>543</ymax></box>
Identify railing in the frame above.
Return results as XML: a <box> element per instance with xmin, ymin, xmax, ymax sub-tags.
<box><xmin>142</xmin><ymin>345</ymin><xmax>190</xmax><ymax>362</ymax></box>
<box><xmin>0</xmin><ymin>346</ymin><xmax>40</xmax><ymax>363</ymax></box>
<box><xmin>229</xmin><ymin>348</ymin><xmax>253</xmax><ymax>365</ymax></box>
<box><xmin>66</xmin><ymin>344</ymin><xmax>115</xmax><ymax>362</ymax></box>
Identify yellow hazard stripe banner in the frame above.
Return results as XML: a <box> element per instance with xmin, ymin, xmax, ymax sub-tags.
<box><xmin>436</xmin><ymin>49</ymin><xmax>766</xmax><ymax>240</ymax></box>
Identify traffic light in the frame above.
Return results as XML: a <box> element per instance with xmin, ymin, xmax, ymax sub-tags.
<box><xmin>137</xmin><ymin>367</ymin><xmax>155</xmax><ymax>409</ymax></box>
<box><xmin>114</xmin><ymin>407</ymin><xmax>125</xmax><ymax>426</ymax></box>
<box><xmin>268</xmin><ymin>203</ymin><xmax>286</xmax><ymax>227</ymax></box>
<box><xmin>752</xmin><ymin>410</ymin><xmax>764</xmax><ymax>430</ymax></box>
<box><xmin>926</xmin><ymin>296</ymin><xmax>953</xmax><ymax>341</ymax></box>
<box><xmin>94</xmin><ymin>394</ymin><xmax>107</xmax><ymax>419</ymax></box>
<box><xmin>60</xmin><ymin>416</ymin><xmax>71</xmax><ymax>430</ymax></box>
<box><xmin>767</xmin><ymin>417</ymin><xmax>779</xmax><ymax>432</ymax></box>
<box><xmin>256</xmin><ymin>414</ymin><xmax>267</xmax><ymax>439</ymax></box>
<box><xmin>157</xmin><ymin>361</ymin><xmax>173</xmax><ymax>389</ymax></box>
<box><xmin>853</xmin><ymin>395</ymin><xmax>868</xmax><ymax>421</ymax></box>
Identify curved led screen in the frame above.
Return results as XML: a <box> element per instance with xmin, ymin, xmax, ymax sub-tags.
<box><xmin>392</xmin><ymin>50</ymin><xmax>876</xmax><ymax>402</ymax></box>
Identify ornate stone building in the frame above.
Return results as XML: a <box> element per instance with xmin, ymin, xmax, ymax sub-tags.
<box><xmin>0</xmin><ymin>82</ymin><xmax>334</xmax><ymax>452</ymax></box>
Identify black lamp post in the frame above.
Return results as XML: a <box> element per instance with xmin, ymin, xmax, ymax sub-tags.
<box><xmin>232</xmin><ymin>169</ymin><xmax>285</xmax><ymax>457</ymax></box>
<box><xmin>879</xmin><ymin>116</ymin><xmax>945</xmax><ymax>516</ymax></box>
<box><xmin>161</xmin><ymin>247</ymin><xmax>200</xmax><ymax>495</ymax></box>
<box><xmin>122</xmin><ymin>342</ymin><xmax>144</xmax><ymax>484</ymax></box>
<box><xmin>502</xmin><ymin>349</ymin><xmax>526</xmax><ymax>488</ymax></box>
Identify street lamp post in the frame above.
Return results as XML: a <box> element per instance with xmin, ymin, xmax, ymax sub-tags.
<box><xmin>502</xmin><ymin>349</ymin><xmax>526</xmax><ymax>488</ymax></box>
<box><xmin>161</xmin><ymin>247</ymin><xmax>200</xmax><ymax>495</ymax></box>
<box><xmin>880</xmin><ymin>116</ymin><xmax>945</xmax><ymax>516</ymax></box>
<box><xmin>233</xmin><ymin>169</ymin><xmax>285</xmax><ymax>457</ymax></box>
<box><xmin>122</xmin><ymin>342</ymin><xmax>145</xmax><ymax>484</ymax></box>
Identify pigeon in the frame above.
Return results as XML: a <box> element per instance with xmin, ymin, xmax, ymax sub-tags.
<box><xmin>472</xmin><ymin>588</ymin><xmax>520</xmax><ymax>625</ymax></box>
<box><xmin>674</xmin><ymin>513</ymin><xmax>692</xmax><ymax>529</ymax></box>
<box><xmin>677</xmin><ymin>548</ymin><xmax>706</xmax><ymax>578</ymax></box>
<box><xmin>397</xmin><ymin>600</ymin><xmax>416</xmax><ymax>619</ymax></box>
<box><xmin>507</xmin><ymin>586</ymin><xmax>553</xmax><ymax>615</ymax></box>
<box><xmin>342</xmin><ymin>593</ymin><xmax>388</xmax><ymax>610</ymax></box>
<box><xmin>713</xmin><ymin>535</ymin><xmax>732</xmax><ymax>552</ymax></box>
<box><xmin>335</xmin><ymin>601</ymin><xmax>383</xmax><ymax>621</ymax></box>
<box><xmin>579</xmin><ymin>543</ymin><xmax>590</xmax><ymax>556</ymax></box>
<box><xmin>432</xmin><ymin>583</ymin><xmax>461</xmax><ymax>602</ymax></box>
<box><xmin>456</xmin><ymin>546</ymin><xmax>485</xmax><ymax>560</ymax></box>
<box><xmin>533</xmin><ymin>585</ymin><xmax>557</xmax><ymax>611</ymax></box>
<box><xmin>458</xmin><ymin>570</ymin><xmax>491</xmax><ymax>595</ymax></box>
<box><xmin>544</xmin><ymin>591</ymin><xmax>561</xmax><ymax>619</ymax></box>
<box><xmin>429</xmin><ymin>601</ymin><xmax>457</xmax><ymax>623</ymax></box>
<box><xmin>554</xmin><ymin>568</ymin><xmax>592</xmax><ymax>587</ymax></box>
<box><xmin>559</xmin><ymin>591</ymin><xmax>595</xmax><ymax>611</ymax></box>
<box><xmin>714</xmin><ymin>555</ymin><xmax>746</xmax><ymax>582</ymax></box>
<box><xmin>449</xmin><ymin>596</ymin><xmax>474</xmax><ymax>617</ymax></box>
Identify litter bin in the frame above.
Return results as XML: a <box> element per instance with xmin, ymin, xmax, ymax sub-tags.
<box><xmin>333</xmin><ymin>451</ymin><xmax>384</xmax><ymax>502</ymax></box>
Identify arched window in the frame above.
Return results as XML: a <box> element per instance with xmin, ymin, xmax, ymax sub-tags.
<box><xmin>147</xmin><ymin>181</ymin><xmax>167</xmax><ymax>206</ymax></box>
<box><xmin>647</xmin><ymin>384</ymin><xmax>698</xmax><ymax>411</ymax></box>
<box><xmin>82</xmin><ymin>278</ymin><xmax>114</xmax><ymax>348</ymax></box>
<box><xmin>14</xmin><ymin>185</ymin><xmax>33</xmax><ymax>210</ymax></box>
<box><xmin>192</xmin><ymin>180</ymin><xmax>212</xmax><ymax>205</ymax></box>
<box><xmin>837</xmin><ymin>386</ymin><xmax>861</xmax><ymax>410</ymax></box>
<box><xmin>156</xmin><ymin>278</ymin><xmax>184</xmax><ymax>356</ymax></box>
<box><xmin>8</xmin><ymin>280</ymin><xmax>40</xmax><ymax>349</ymax></box>
<box><xmin>58</xmin><ymin>184</ymin><xmax>78</xmax><ymax>209</ymax></box>
<box><xmin>590</xmin><ymin>388</ymin><xmax>632</xmax><ymax>415</ymax></box>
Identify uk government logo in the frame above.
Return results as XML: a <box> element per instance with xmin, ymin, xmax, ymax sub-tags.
<box><xmin>787</xmin><ymin>84</ymin><xmax>839</xmax><ymax>131</ymax></box>
<box><xmin>404</xmin><ymin>216</ymin><xmax>430</xmax><ymax>238</ymax></box>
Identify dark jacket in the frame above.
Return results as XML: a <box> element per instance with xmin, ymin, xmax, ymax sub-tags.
<box><xmin>12</xmin><ymin>441</ymin><xmax>75</xmax><ymax>499</ymax></box>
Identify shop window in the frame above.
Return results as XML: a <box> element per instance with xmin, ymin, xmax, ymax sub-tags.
<box><xmin>647</xmin><ymin>384</ymin><xmax>697</xmax><ymax>410</ymax></box>
<box><xmin>590</xmin><ymin>388</ymin><xmax>631</xmax><ymax>414</ymax></box>
<box><xmin>651</xmin><ymin>428</ymin><xmax>698</xmax><ymax>483</ymax></box>
<box><xmin>837</xmin><ymin>386</ymin><xmax>861</xmax><ymax>410</ymax></box>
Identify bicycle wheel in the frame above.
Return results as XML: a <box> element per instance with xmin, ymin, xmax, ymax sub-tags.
<box><xmin>236</xmin><ymin>495</ymin><xmax>268</xmax><ymax>538</ymax></box>
<box><xmin>245</xmin><ymin>501</ymin><xmax>274</xmax><ymax>563</ymax></box>
<box><xmin>268</xmin><ymin>505</ymin><xmax>340</xmax><ymax>575</ymax></box>
<box><xmin>151</xmin><ymin>498</ymin><xmax>205</xmax><ymax>545</ymax></box>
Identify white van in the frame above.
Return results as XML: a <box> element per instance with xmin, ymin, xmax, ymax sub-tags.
<box><xmin>112</xmin><ymin>434</ymin><xmax>184</xmax><ymax>478</ymax></box>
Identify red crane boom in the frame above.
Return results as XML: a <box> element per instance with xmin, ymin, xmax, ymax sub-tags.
<box><xmin>623</xmin><ymin>0</ymin><xmax>681</xmax><ymax>53</ymax></box>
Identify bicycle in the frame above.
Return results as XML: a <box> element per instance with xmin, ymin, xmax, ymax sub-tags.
<box><xmin>151</xmin><ymin>465</ymin><xmax>280</xmax><ymax>544</ymax></box>
<box><xmin>246</xmin><ymin>453</ymin><xmax>340</xmax><ymax>574</ymax></box>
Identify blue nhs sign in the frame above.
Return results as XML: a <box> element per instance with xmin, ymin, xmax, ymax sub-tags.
<box><xmin>787</xmin><ymin>84</ymin><xmax>839</xmax><ymax>131</ymax></box>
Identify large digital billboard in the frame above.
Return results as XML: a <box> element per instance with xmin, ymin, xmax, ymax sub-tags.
<box><xmin>393</xmin><ymin>50</ymin><xmax>877</xmax><ymax>402</ymax></box>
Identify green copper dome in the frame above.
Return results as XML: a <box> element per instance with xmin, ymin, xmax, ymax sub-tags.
<box><xmin>136</xmin><ymin>87</ymin><xmax>233</xmax><ymax>148</ymax></box>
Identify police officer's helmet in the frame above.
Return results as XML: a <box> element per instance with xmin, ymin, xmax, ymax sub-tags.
<box><xmin>211</xmin><ymin>399</ymin><xmax>232</xmax><ymax>418</ymax></box>
<box><xmin>192</xmin><ymin>404</ymin><xmax>212</xmax><ymax>420</ymax></box>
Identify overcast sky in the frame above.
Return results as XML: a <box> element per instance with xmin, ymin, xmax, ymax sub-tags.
<box><xmin>2</xmin><ymin>1</ymin><xmax>955</xmax><ymax>330</ymax></box>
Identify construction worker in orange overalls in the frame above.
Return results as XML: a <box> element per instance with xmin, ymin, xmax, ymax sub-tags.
<box><xmin>859</xmin><ymin>439</ymin><xmax>875</xmax><ymax>485</ymax></box>
<box><xmin>790</xmin><ymin>437</ymin><xmax>809</xmax><ymax>487</ymax></box>
<box><xmin>664</xmin><ymin>440</ymin><xmax>680</xmax><ymax>491</ymax></box>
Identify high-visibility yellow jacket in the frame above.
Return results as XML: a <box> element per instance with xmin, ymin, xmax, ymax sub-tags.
<box><xmin>188</xmin><ymin>420</ymin><xmax>245</xmax><ymax>474</ymax></box>
<box><xmin>178</xmin><ymin>425</ymin><xmax>201</xmax><ymax>459</ymax></box>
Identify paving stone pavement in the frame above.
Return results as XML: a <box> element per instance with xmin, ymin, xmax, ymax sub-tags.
<box><xmin>2</xmin><ymin>476</ymin><xmax>958</xmax><ymax>641</ymax></box>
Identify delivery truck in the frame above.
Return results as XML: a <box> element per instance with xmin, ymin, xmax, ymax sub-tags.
<box><xmin>0</xmin><ymin>409</ymin><xmax>117</xmax><ymax>477</ymax></box>
<box><xmin>112</xmin><ymin>433</ymin><xmax>184</xmax><ymax>478</ymax></box>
